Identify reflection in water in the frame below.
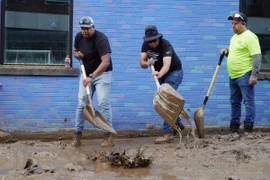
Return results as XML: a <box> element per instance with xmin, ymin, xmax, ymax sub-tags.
<box><xmin>94</xmin><ymin>161</ymin><xmax>177</xmax><ymax>179</ymax></box>
<box><xmin>95</xmin><ymin>161</ymin><xmax>152</xmax><ymax>178</ymax></box>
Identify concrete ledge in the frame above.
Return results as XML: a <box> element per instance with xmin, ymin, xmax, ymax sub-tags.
<box><xmin>259</xmin><ymin>68</ymin><xmax>270</xmax><ymax>80</ymax></box>
<box><xmin>1</xmin><ymin>126</ymin><xmax>269</xmax><ymax>141</ymax></box>
<box><xmin>0</xmin><ymin>65</ymin><xmax>79</xmax><ymax>77</ymax></box>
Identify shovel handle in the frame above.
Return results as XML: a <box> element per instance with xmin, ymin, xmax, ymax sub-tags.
<box><xmin>202</xmin><ymin>52</ymin><xmax>225</xmax><ymax>106</ymax></box>
<box><xmin>78</xmin><ymin>59</ymin><xmax>95</xmax><ymax>116</ymax></box>
<box><xmin>80</xmin><ymin>62</ymin><xmax>90</xmax><ymax>95</ymax></box>
<box><xmin>150</xmin><ymin>65</ymin><xmax>161</xmax><ymax>89</ymax></box>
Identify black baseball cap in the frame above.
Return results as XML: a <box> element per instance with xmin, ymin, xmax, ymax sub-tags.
<box><xmin>228</xmin><ymin>12</ymin><xmax>247</xmax><ymax>22</ymax></box>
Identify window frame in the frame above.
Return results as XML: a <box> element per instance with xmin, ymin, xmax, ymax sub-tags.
<box><xmin>240</xmin><ymin>0</ymin><xmax>270</xmax><ymax>79</ymax></box>
<box><xmin>0</xmin><ymin>0</ymin><xmax>77</xmax><ymax>77</ymax></box>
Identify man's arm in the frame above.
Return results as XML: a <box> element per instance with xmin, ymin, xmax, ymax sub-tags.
<box><xmin>249</xmin><ymin>54</ymin><xmax>262</xmax><ymax>85</ymax></box>
<box><xmin>92</xmin><ymin>53</ymin><xmax>111</xmax><ymax>78</ymax></box>
<box><xmin>251</xmin><ymin>54</ymin><xmax>262</xmax><ymax>78</ymax></box>
<box><xmin>157</xmin><ymin>57</ymin><xmax>171</xmax><ymax>78</ymax></box>
<box><xmin>83</xmin><ymin>53</ymin><xmax>111</xmax><ymax>87</ymax></box>
<box><xmin>140</xmin><ymin>52</ymin><xmax>149</xmax><ymax>69</ymax></box>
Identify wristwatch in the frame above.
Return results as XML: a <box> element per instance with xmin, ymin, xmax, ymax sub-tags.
<box><xmin>89</xmin><ymin>73</ymin><xmax>95</xmax><ymax>79</ymax></box>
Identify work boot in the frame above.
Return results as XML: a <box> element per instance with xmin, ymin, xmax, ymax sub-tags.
<box><xmin>154</xmin><ymin>132</ymin><xmax>174</xmax><ymax>144</ymax></box>
<box><xmin>172</xmin><ymin>122</ymin><xmax>185</xmax><ymax>136</ymax></box>
<box><xmin>219</xmin><ymin>123</ymin><xmax>240</xmax><ymax>140</ymax></box>
<box><xmin>230</xmin><ymin>123</ymin><xmax>240</xmax><ymax>133</ymax></box>
<box><xmin>101</xmin><ymin>133</ymin><xmax>114</xmax><ymax>148</ymax></box>
<box><xmin>244</xmin><ymin>123</ymin><xmax>254</xmax><ymax>137</ymax></box>
<box><xmin>71</xmin><ymin>131</ymin><xmax>82</xmax><ymax>147</ymax></box>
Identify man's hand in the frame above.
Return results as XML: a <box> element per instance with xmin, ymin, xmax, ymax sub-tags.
<box><xmin>83</xmin><ymin>77</ymin><xmax>93</xmax><ymax>87</ymax></box>
<box><xmin>74</xmin><ymin>51</ymin><xmax>84</xmax><ymax>60</ymax></box>
<box><xmin>220</xmin><ymin>48</ymin><xmax>228</xmax><ymax>55</ymax></box>
<box><xmin>249</xmin><ymin>77</ymin><xmax>258</xmax><ymax>85</ymax></box>
<box><xmin>152</xmin><ymin>71</ymin><xmax>160</xmax><ymax>78</ymax></box>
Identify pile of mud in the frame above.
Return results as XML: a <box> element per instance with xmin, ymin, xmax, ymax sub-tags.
<box><xmin>92</xmin><ymin>146</ymin><xmax>152</xmax><ymax>168</ymax></box>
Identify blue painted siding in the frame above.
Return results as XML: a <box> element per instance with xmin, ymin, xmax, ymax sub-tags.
<box><xmin>0</xmin><ymin>0</ymin><xmax>269</xmax><ymax>132</ymax></box>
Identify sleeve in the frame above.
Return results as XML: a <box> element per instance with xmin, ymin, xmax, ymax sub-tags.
<box><xmin>248</xmin><ymin>34</ymin><xmax>261</xmax><ymax>56</ymax></box>
<box><xmin>141</xmin><ymin>42</ymin><xmax>147</xmax><ymax>53</ymax></box>
<box><xmin>163</xmin><ymin>44</ymin><xmax>172</xmax><ymax>57</ymax></box>
<box><xmin>251</xmin><ymin>54</ymin><xmax>262</xmax><ymax>78</ymax></box>
<box><xmin>97</xmin><ymin>36</ymin><xmax>111</xmax><ymax>57</ymax></box>
<box><xmin>74</xmin><ymin>33</ymin><xmax>81</xmax><ymax>49</ymax></box>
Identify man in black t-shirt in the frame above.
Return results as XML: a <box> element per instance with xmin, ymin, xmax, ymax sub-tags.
<box><xmin>72</xmin><ymin>16</ymin><xmax>114</xmax><ymax>148</ymax></box>
<box><xmin>140</xmin><ymin>25</ymin><xmax>185</xmax><ymax>144</ymax></box>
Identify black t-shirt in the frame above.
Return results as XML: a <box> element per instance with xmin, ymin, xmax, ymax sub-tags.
<box><xmin>74</xmin><ymin>30</ymin><xmax>113</xmax><ymax>76</ymax></box>
<box><xmin>141</xmin><ymin>38</ymin><xmax>182</xmax><ymax>72</ymax></box>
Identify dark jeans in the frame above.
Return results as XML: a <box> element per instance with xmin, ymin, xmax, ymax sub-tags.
<box><xmin>158</xmin><ymin>69</ymin><xmax>183</xmax><ymax>134</ymax></box>
<box><xmin>229</xmin><ymin>71</ymin><xmax>255</xmax><ymax>125</ymax></box>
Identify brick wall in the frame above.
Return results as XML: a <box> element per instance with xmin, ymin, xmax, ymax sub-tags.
<box><xmin>0</xmin><ymin>0</ymin><xmax>269</xmax><ymax>132</ymax></box>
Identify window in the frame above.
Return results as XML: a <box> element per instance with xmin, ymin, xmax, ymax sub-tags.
<box><xmin>0</xmin><ymin>0</ymin><xmax>73</xmax><ymax>65</ymax></box>
<box><xmin>240</xmin><ymin>0</ymin><xmax>270</xmax><ymax>71</ymax></box>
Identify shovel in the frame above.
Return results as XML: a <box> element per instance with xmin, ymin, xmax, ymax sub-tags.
<box><xmin>151</xmin><ymin>65</ymin><xmax>197</xmax><ymax>148</ymax></box>
<box><xmin>78</xmin><ymin>57</ymin><xmax>117</xmax><ymax>134</ymax></box>
<box><xmin>194</xmin><ymin>53</ymin><xmax>225</xmax><ymax>138</ymax></box>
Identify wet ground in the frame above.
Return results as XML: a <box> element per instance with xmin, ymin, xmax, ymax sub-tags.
<box><xmin>0</xmin><ymin>129</ymin><xmax>270</xmax><ymax>180</ymax></box>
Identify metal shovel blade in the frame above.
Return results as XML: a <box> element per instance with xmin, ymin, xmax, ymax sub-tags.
<box><xmin>194</xmin><ymin>106</ymin><xmax>204</xmax><ymax>138</ymax></box>
<box><xmin>83</xmin><ymin>106</ymin><xmax>117</xmax><ymax>134</ymax></box>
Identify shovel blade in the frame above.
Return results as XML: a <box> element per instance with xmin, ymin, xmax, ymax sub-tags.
<box><xmin>153</xmin><ymin>83</ymin><xmax>185</xmax><ymax>129</ymax></box>
<box><xmin>83</xmin><ymin>106</ymin><xmax>97</xmax><ymax>126</ymax></box>
<box><xmin>194</xmin><ymin>107</ymin><xmax>205</xmax><ymax>138</ymax></box>
<box><xmin>83</xmin><ymin>106</ymin><xmax>117</xmax><ymax>134</ymax></box>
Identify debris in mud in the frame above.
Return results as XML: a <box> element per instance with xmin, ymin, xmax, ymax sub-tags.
<box><xmin>22</xmin><ymin>158</ymin><xmax>55</xmax><ymax>176</ymax></box>
<box><xmin>218</xmin><ymin>133</ymin><xmax>241</xmax><ymax>141</ymax></box>
<box><xmin>93</xmin><ymin>146</ymin><xmax>153</xmax><ymax>168</ymax></box>
<box><xmin>225</xmin><ymin>177</ymin><xmax>240</xmax><ymax>180</ymax></box>
<box><xmin>65</xmin><ymin>163</ymin><xmax>85</xmax><ymax>173</ymax></box>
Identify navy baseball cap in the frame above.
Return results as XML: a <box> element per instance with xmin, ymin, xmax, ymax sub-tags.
<box><xmin>228</xmin><ymin>12</ymin><xmax>247</xmax><ymax>22</ymax></box>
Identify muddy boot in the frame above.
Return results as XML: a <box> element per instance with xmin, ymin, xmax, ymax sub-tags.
<box><xmin>154</xmin><ymin>132</ymin><xmax>174</xmax><ymax>144</ymax></box>
<box><xmin>101</xmin><ymin>133</ymin><xmax>114</xmax><ymax>148</ymax></box>
<box><xmin>230</xmin><ymin>123</ymin><xmax>240</xmax><ymax>133</ymax></box>
<box><xmin>220</xmin><ymin>123</ymin><xmax>240</xmax><ymax>140</ymax></box>
<box><xmin>229</xmin><ymin>123</ymin><xmax>241</xmax><ymax>140</ymax></box>
<box><xmin>244</xmin><ymin>123</ymin><xmax>254</xmax><ymax>138</ymax></box>
<box><xmin>71</xmin><ymin>131</ymin><xmax>82</xmax><ymax>147</ymax></box>
<box><xmin>244</xmin><ymin>123</ymin><xmax>254</xmax><ymax>133</ymax></box>
<box><xmin>172</xmin><ymin>122</ymin><xmax>185</xmax><ymax>136</ymax></box>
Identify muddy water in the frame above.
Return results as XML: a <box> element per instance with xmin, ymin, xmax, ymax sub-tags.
<box><xmin>0</xmin><ymin>132</ymin><xmax>270</xmax><ymax>180</ymax></box>
<box><xmin>76</xmin><ymin>138</ymin><xmax>178</xmax><ymax>179</ymax></box>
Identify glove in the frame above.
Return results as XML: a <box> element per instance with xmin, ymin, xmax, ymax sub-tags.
<box><xmin>148</xmin><ymin>58</ymin><xmax>156</xmax><ymax>66</ymax></box>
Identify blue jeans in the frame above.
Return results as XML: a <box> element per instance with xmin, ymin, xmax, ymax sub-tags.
<box><xmin>75</xmin><ymin>71</ymin><xmax>113</xmax><ymax>133</ymax></box>
<box><xmin>229</xmin><ymin>71</ymin><xmax>255</xmax><ymax>125</ymax></box>
<box><xmin>158</xmin><ymin>69</ymin><xmax>184</xmax><ymax>134</ymax></box>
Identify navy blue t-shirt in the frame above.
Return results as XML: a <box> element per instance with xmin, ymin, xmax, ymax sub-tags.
<box><xmin>74</xmin><ymin>30</ymin><xmax>113</xmax><ymax>76</ymax></box>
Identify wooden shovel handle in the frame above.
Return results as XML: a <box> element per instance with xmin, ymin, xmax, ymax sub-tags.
<box><xmin>202</xmin><ymin>53</ymin><xmax>225</xmax><ymax>106</ymax></box>
<box><xmin>79</xmin><ymin>60</ymin><xmax>95</xmax><ymax>115</ymax></box>
<box><xmin>150</xmin><ymin>65</ymin><xmax>161</xmax><ymax>89</ymax></box>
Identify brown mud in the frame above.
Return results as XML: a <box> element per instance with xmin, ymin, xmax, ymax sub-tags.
<box><xmin>0</xmin><ymin>128</ymin><xmax>270</xmax><ymax>180</ymax></box>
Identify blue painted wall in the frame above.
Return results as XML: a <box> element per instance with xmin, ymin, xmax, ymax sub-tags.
<box><xmin>0</xmin><ymin>0</ymin><xmax>269</xmax><ymax>132</ymax></box>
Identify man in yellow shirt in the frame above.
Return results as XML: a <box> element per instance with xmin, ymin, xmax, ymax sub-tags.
<box><xmin>220</xmin><ymin>12</ymin><xmax>261</xmax><ymax>136</ymax></box>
